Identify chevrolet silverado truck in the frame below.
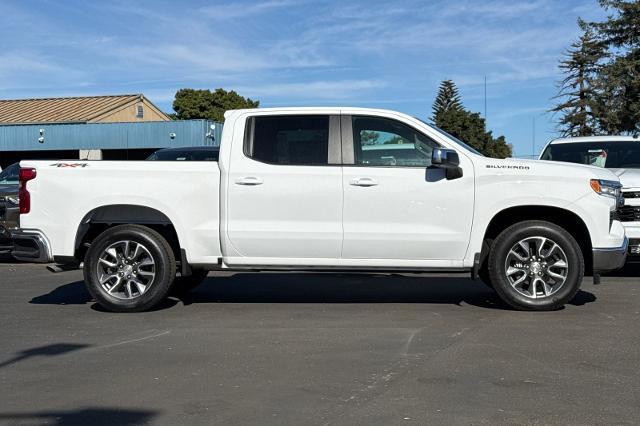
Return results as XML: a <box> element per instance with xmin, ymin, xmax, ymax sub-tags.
<box><xmin>12</xmin><ymin>107</ymin><xmax>628</xmax><ymax>312</ymax></box>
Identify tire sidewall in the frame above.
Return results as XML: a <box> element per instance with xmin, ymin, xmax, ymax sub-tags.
<box><xmin>84</xmin><ymin>226</ymin><xmax>174</xmax><ymax>312</ymax></box>
<box><xmin>489</xmin><ymin>222</ymin><xmax>584</xmax><ymax>311</ymax></box>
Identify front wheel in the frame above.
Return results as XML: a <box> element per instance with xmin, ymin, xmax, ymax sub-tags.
<box><xmin>83</xmin><ymin>225</ymin><xmax>176</xmax><ymax>312</ymax></box>
<box><xmin>488</xmin><ymin>220</ymin><xmax>584</xmax><ymax>311</ymax></box>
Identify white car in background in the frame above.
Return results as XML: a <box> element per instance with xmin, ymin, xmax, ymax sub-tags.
<box><xmin>540</xmin><ymin>136</ymin><xmax>640</xmax><ymax>258</ymax></box>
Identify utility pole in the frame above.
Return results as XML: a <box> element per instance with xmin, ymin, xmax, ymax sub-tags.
<box><xmin>532</xmin><ymin>117</ymin><xmax>536</xmax><ymax>159</ymax></box>
<box><xmin>484</xmin><ymin>76</ymin><xmax>487</xmax><ymax>122</ymax></box>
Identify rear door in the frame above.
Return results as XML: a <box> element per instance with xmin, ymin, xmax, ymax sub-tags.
<box><xmin>225</xmin><ymin>113</ymin><xmax>343</xmax><ymax>262</ymax></box>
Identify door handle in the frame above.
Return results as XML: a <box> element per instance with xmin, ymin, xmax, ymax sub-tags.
<box><xmin>236</xmin><ymin>176</ymin><xmax>264</xmax><ymax>186</ymax></box>
<box><xmin>350</xmin><ymin>177</ymin><xmax>378</xmax><ymax>187</ymax></box>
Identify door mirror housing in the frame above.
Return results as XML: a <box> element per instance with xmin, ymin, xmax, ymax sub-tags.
<box><xmin>431</xmin><ymin>148</ymin><xmax>463</xmax><ymax>180</ymax></box>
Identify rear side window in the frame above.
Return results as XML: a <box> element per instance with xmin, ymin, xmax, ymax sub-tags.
<box><xmin>245</xmin><ymin>115</ymin><xmax>329</xmax><ymax>165</ymax></box>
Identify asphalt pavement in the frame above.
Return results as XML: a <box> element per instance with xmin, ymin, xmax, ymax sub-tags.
<box><xmin>0</xmin><ymin>261</ymin><xmax>639</xmax><ymax>425</ymax></box>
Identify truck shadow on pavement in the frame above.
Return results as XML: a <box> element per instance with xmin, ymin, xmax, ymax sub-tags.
<box><xmin>0</xmin><ymin>343</ymin><xmax>90</xmax><ymax>369</ymax></box>
<box><xmin>31</xmin><ymin>273</ymin><xmax>597</xmax><ymax>311</ymax></box>
<box><xmin>0</xmin><ymin>407</ymin><xmax>157</xmax><ymax>426</ymax></box>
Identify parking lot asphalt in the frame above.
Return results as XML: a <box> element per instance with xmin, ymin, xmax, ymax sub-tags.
<box><xmin>0</xmin><ymin>262</ymin><xmax>639</xmax><ymax>425</ymax></box>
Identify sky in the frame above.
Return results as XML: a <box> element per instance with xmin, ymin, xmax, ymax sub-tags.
<box><xmin>0</xmin><ymin>0</ymin><xmax>608</xmax><ymax>157</ymax></box>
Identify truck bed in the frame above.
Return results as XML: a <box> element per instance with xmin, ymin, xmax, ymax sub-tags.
<box><xmin>19</xmin><ymin>160</ymin><xmax>222</xmax><ymax>265</ymax></box>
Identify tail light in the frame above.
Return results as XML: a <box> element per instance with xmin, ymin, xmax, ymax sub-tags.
<box><xmin>19</xmin><ymin>167</ymin><xmax>37</xmax><ymax>214</ymax></box>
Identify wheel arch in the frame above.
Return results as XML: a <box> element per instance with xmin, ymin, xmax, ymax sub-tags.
<box><xmin>74</xmin><ymin>204</ymin><xmax>182</xmax><ymax>263</ymax></box>
<box><xmin>480</xmin><ymin>205</ymin><xmax>593</xmax><ymax>273</ymax></box>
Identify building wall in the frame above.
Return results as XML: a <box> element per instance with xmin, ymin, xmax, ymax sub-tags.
<box><xmin>0</xmin><ymin>119</ymin><xmax>222</xmax><ymax>168</ymax></box>
<box><xmin>93</xmin><ymin>99</ymin><xmax>169</xmax><ymax>123</ymax></box>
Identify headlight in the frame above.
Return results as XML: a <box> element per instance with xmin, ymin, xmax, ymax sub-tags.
<box><xmin>590</xmin><ymin>179</ymin><xmax>623</xmax><ymax>200</ymax></box>
<box><xmin>7</xmin><ymin>196</ymin><xmax>19</xmax><ymax>206</ymax></box>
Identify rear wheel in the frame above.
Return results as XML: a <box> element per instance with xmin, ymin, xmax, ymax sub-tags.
<box><xmin>488</xmin><ymin>220</ymin><xmax>584</xmax><ymax>311</ymax></box>
<box><xmin>83</xmin><ymin>225</ymin><xmax>176</xmax><ymax>312</ymax></box>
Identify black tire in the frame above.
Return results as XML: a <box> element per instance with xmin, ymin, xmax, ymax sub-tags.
<box><xmin>171</xmin><ymin>269</ymin><xmax>209</xmax><ymax>296</ymax></box>
<box><xmin>83</xmin><ymin>224</ymin><xmax>176</xmax><ymax>312</ymax></box>
<box><xmin>488</xmin><ymin>220</ymin><xmax>584</xmax><ymax>311</ymax></box>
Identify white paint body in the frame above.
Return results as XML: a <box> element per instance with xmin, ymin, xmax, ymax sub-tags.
<box><xmin>21</xmin><ymin>107</ymin><xmax>625</xmax><ymax>270</ymax></box>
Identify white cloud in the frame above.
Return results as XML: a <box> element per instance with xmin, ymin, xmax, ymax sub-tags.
<box><xmin>235</xmin><ymin>79</ymin><xmax>385</xmax><ymax>99</ymax></box>
<box><xmin>200</xmin><ymin>0</ymin><xmax>303</xmax><ymax>19</ymax></box>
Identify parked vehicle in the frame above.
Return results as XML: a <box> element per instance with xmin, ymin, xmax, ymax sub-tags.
<box><xmin>146</xmin><ymin>146</ymin><xmax>219</xmax><ymax>162</ymax></box>
<box><xmin>13</xmin><ymin>108</ymin><xmax>627</xmax><ymax>312</ymax></box>
<box><xmin>540</xmin><ymin>136</ymin><xmax>640</xmax><ymax>258</ymax></box>
<box><xmin>0</xmin><ymin>163</ymin><xmax>19</xmax><ymax>254</ymax></box>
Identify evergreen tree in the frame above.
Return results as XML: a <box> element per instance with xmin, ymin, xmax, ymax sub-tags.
<box><xmin>431</xmin><ymin>80</ymin><xmax>512</xmax><ymax>158</ymax></box>
<box><xmin>550</xmin><ymin>23</ymin><xmax>606</xmax><ymax>137</ymax></box>
<box><xmin>432</xmin><ymin>80</ymin><xmax>463</xmax><ymax>119</ymax></box>
<box><xmin>587</xmin><ymin>0</ymin><xmax>640</xmax><ymax>134</ymax></box>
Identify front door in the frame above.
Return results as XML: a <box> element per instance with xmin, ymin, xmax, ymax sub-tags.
<box><xmin>341</xmin><ymin>114</ymin><xmax>474</xmax><ymax>262</ymax></box>
<box><xmin>226</xmin><ymin>114</ymin><xmax>343</xmax><ymax>261</ymax></box>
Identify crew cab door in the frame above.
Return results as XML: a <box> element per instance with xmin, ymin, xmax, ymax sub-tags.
<box><xmin>224</xmin><ymin>113</ymin><xmax>343</xmax><ymax>262</ymax></box>
<box><xmin>341</xmin><ymin>114</ymin><xmax>474</xmax><ymax>262</ymax></box>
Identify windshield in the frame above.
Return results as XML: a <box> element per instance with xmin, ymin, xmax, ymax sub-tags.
<box><xmin>540</xmin><ymin>141</ymin><xmax>640</xmax><ymax>169</ymax></box>
<box><xmin>415</xmin><ymin>118</ymin><xmax>484</xmax><ymax>156</ymax></box>
<box><xmin>146</xmin><ymin>149</ymin><xmax>219</xmax><ymax>161</ymax></box>
<box><xmin>0</xmin><ymin>163</ymin><xmax>19</xmax><ymax>185</ymax></box>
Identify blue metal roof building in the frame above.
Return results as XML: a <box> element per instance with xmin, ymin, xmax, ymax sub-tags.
<box><xmin>0</xmin><ymin>119</ymin><xmax>223</xmax><ymax>167</ymax></box>
<box><xmin>0</xmin><ymin>119</ymin><xmax>222</xmax><ymax>152</ymax></box>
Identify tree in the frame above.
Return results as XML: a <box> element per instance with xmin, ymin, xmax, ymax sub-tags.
<box><xmin>432</xmin><ymin>80</ymin><xmax>463</xmax><ymax>119</ymax></box>
<box><xmin>584</xmin><ymin>0</ymin><xmax>640</xmax><ymax>134</ymax></box>
<box><xmin>360</xmin><ymin>130</ymin><xmax>380</xmax><ymax>145</ymax></box>
<box><xmin>431</xmin><ymin>80</ymin><xmax>512</xmax><ymax>158</ymax></box>
<box><xmin>173</xmin><ymin>88</ymin><xmax>259</xmax><ymax>122</ymax></box>
<box><xmin>550</xmin><ymin>23</ymin><xmax>606</xmax><ymax>137</ymax></box>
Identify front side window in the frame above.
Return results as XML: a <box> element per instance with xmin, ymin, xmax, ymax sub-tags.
<box><xmin>246</xmin><ymin>115</ymin><xmax>329</xmax><ymax>165</ymax></box>
<box><xmin>352</xmin><ymin>116</ymin><xmax>438</xmax><ymax>167</ymax></box>
<box><xmin>541</xmin><ymin>141</ymin><xmax>640</xmax><ymax>169</ymax></box>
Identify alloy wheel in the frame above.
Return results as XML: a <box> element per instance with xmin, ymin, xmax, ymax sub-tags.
<box><xmin>96</xmin><ymin>240</ymin><xmax>156</xmax><ymax>300</ymax></box>
<box><xmin>504</xmin><ymin>236</ymin><xmax>569</xmax><ymax>299</ymax></box>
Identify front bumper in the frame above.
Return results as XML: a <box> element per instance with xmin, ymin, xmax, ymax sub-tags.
<box><xmin>593</xmin><ymin>237</ymin><xmax>628</xmax><ymax>272</ymax></box>
<box><xmin>10</xmin><ymin>229</ymin><xmax>53</xmax><ymax>263</ymax></box>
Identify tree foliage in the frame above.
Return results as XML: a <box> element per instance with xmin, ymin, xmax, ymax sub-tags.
<box><xmin>431</xmin><ymin>80</ymin><xmax>512</xmax><ymax>158</ymax></box>
<box><xmin>432</xmin><ymin>80</ymin><xmax>463</xmax><ymax>119</ymax></box>
<box><xmin>550</xmin><ymin>23</ymin><xmax>606</xmax><ymax>136</ymax></box>
<box><xmin>360</xmin><ymin>130</ymin><xmax>380</xmax><ymax>145</ymax></box>
<box><xmin>172</xmin><ymin>88</ymin><xmax>259</xmax><ymax>122</ymax></box>
<box><xmin>553</xmin><ymin>1</ymin><xmax>640</xmax><ymax>135</ymax></box>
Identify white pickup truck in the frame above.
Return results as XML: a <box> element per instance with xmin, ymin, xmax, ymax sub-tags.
<box><xmin>13</xmin><ymin>107</ymin><xmax>628</xmax><ymax>312</ymax></box>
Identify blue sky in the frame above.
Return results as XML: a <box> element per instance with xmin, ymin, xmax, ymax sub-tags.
<box><xmin>0</xmin><ymin>0</ymin><xmax>606</xmax><ymax>157</ymax></box>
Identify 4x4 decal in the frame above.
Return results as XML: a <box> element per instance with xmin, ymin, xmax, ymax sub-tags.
<box><xmin>50</xmin><ymin>163</ymin><xmax>89</xmax><ymax>168</ymax></box>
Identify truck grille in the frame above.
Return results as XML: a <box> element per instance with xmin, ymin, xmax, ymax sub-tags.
<box><xmin>623</xmin><ymin>191</ymin><xmax>640</xmax><ymax>199</ymax></box>
<box><xmin>617</xmin><ymin>205</ymin><xmax>640</xmax><ymax>222</ymax></box>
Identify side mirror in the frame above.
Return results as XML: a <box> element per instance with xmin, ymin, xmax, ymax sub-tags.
<box><xmin>431</xmin><ymin>148</ymin><xmax>463</xmax><ymax>180</ymax></box>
